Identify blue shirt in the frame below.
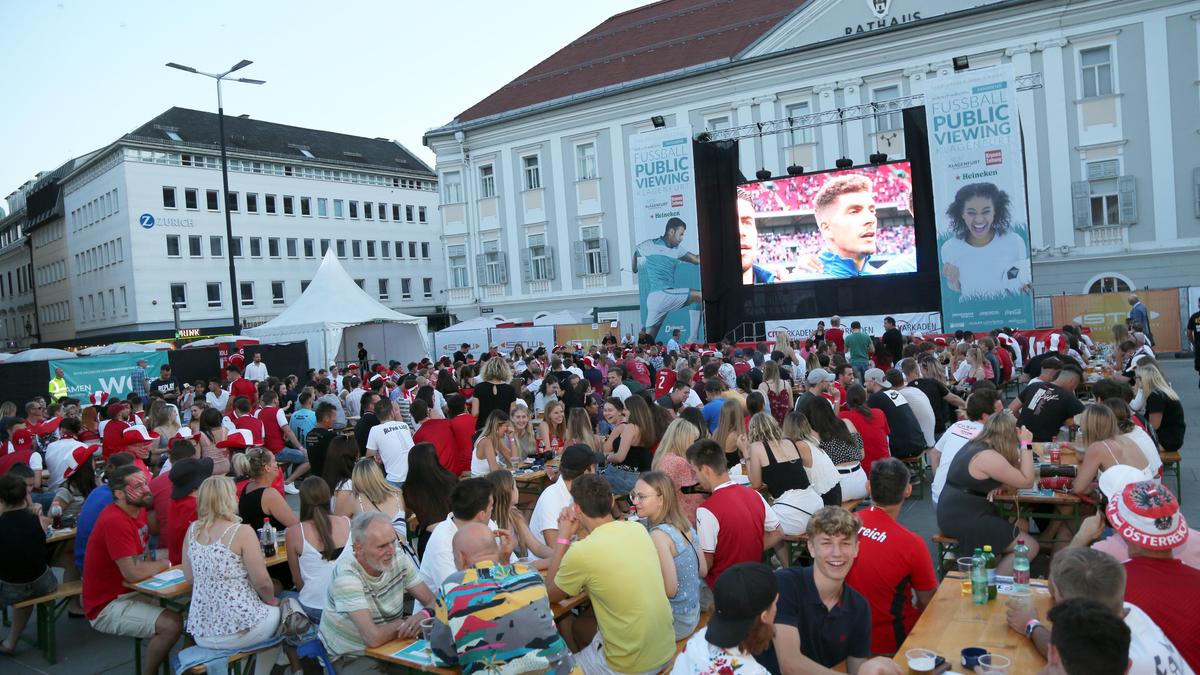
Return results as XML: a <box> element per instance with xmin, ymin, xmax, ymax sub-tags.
<box><xmin>635</xmin><ymin>237</ymin><xmax>689</xmax><ymax>289</ymax></box>
<box><xmin>752</xmin><ymin>265</ymin><xmax>776</xmax><ymax>283</ymax></box>
<box><xmin>817</xmin><ymin>249</ymin><xmax>872</xmax><ymax>278</ymax></box>
<box><xmin>75</xmin><ymin>485</ymin><xmax>114</xmax><ymax>570</ymax></box>
<box><xmin>702</xmin><ymin>398</ymin><xmax>727</xmax><ymax>433</ymax></box>
<box><xmin>289</xmin><ymin>408</ymin><xmax>316</xmax><ymax>441</ymax></box>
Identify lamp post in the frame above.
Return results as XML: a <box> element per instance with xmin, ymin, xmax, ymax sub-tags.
<box><xmin>165</xmin><ymin>59</ymin><xmax>265</xmax><ymax>332</ymax></box>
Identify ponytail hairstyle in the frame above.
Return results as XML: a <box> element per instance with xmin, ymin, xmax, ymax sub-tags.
<box><xmin>299</xmin><ymin>476</ymin><xmax>339</xmax><ymax>561</ymax></box>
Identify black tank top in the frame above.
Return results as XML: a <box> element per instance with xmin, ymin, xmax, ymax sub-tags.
<box><xmin>239</xmin><ymin>485</ymin><xmax>287</xmax><ymax>532</ymax></box>
<box><xmin>759</xmin><ymin>439</ymin><xmax>811</xmax><ymax>499</ymax></box>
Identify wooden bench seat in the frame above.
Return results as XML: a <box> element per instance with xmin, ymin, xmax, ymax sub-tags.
<box><xmin>1161</xmin><ymin>452</ymin><xmax>1182</xmax><ymax>500</ymax></box>
<box><xmin>898</xmin><ymin>451</ymin><xmax>929</xmax><ymax>500</ymax></box>
<box><xmin>12</xmin><ymin>579</ymin><xmax>81</xmax><ymax>664</ymax></box>
<box><xmin>931</xmin><ymin>533</ymin><xmax>959</xmax><ymax>579</ymax></box>
<box><xmin>184</xmin><ymin>648</ymin><xmax>261</xmax><ymax>674</ymax></box>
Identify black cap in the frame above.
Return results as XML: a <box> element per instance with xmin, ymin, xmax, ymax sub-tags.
<box><xmin>560</xmin><ymin>444</ymin><xmax>597</xmax><ymax>473</ymax></box>
<box><xmin>706</xmin><ymin>563</ymin><xmax>779</xmax><ymax>649</ymax></box>
<box><xmin>169</xmin><ymin>457</ymin><xmax>215</xmax><ymax>499</ymax></box>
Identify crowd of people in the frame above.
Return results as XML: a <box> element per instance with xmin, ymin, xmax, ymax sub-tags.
<box><xmin>0</xmin><ymin>310</ymin><xmax>1192</xmax><ymax>674</ymax></box>
<box><xmin>757</xmin><ymin>223</ymin><xmax>914</xmax><ymax>264</ymax></box>
<box><xmin>743</xmin><ymin>165</ymin><xmax>912</xmax><ymax>215</ymax></box>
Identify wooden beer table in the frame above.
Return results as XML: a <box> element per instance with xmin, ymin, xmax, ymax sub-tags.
<box><xmin>992</xmin><ymin>442</ymin><xmax>1088</xmax><ymax>536</ymax></box>
<box><xmin>893</xmin><ymin>575</ymin><xmax>1052</xmax><ymax>673</ymax></box>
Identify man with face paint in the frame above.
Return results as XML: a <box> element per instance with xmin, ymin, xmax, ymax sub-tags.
<box><xmin>633</xmin><ymin>217</ymin><xmax>703</xmax><ymax>341</ymax></box>
<box><xmin>940</xmin><ymin>182</ymin><xmax>1031</xmax><ymax>298</ymax></box>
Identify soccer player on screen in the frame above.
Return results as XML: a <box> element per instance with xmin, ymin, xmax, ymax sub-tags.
<box><xmin>737</xmin><ymin>188</ymin><xmax>777</xmax><ymax>284</ymax></box>
<box><xmin>813</xmin><ymin>174</ymin><xmax>879</xmax><ymax>277</ymax></box>
<box><xmin>633</xmin><ymin>218</ymin><xmax>702</xmax><ymax>341</ymax></box>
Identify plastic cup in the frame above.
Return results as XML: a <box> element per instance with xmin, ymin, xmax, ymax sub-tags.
<box><xmin>977</xmin><ymin>654</ymin><xmax>1012</xmax><ymax>673</ymax></box>
<box><xmin>420</xmin><ymin>617</ymin><xmax>436</xmax><ymax>658</ymax></box>
<box><xmin>905</xmin><ymin>648</ymin><xmax>937</xmax><ymax>674</ymax></box>
<box><xmin>957</xmin><ymin>557</ymin><xmax>975</xmax><ymax>595</ymax></box>
<box><xmin>1007</xmin><ymin>588</ymin><xmax>1033</xmax><ymax>614</ymax></box>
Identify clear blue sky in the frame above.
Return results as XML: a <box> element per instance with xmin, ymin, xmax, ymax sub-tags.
<box><xmin>0</xmin><ymin>0</ymin><xmax>648</xmax><ymax>199</ymax></box>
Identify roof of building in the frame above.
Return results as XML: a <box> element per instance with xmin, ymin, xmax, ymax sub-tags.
<box><xmin>452</xmin><ymin>0</ymin><xmax>803</xmax><ymax>125</ymax></box>
<box><xmin>124</xmin><ymin>107</ymin><xmax>433</xmax><ymax>176</ymax></box>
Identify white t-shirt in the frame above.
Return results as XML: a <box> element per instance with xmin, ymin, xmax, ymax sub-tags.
<box><xmin>44</xmin><ymin>438</ymin><xmax>83</xmax><ymax>491</ymax></box>
<box><xmin>1124</xmin><ymin>603</ymin><xmax>1195</xmax><ymax>675</ymax></box>
<box><xmin>696</xmin><ymin>481</ymin><xmax>781</xmax><ymax>553</ymax></box>
<box><xmin>344</xmin><ymin>388</ymin><xmax>366</xmax><ymax>418</ymax></box>
<box><xmin>683</xmin><ymin>388</ymin><xmax>703</xmax><ymax>409</ymax></box>
<box><xmin>419</xmin><ymin>515</ymin><xmax>506</xmax><ymax>592</ymax></box>
<box><xmin>611</xmin><ymin>384</ymin><xmax>632</xmax><ymax>402</ymax></box>
<box><xmin>529</xmin><ymin>478</ymin><xmax>572</xmax><ymax>555</ymax></box>
<box><xmin>244</xmin><ymin>362</ymin><xmax>269</xmax><ymax>381</ymax></box>
<box><xmin>898</xmin><ymin>386</ymin><xmax>936</xmax><ymax>447</ymax></box>
<box><xmin>533</xmin><ymin>392</ymin><xmax>558</xmax><ymax>414</ymax></box>
<box><xmin>940</xmin><ymin>231</ymin><xmax>1030</xmax><ymax>299</ymax></box>
<box><xmin>931</xmin><ymin>420</ymin><xmax>984</xmax><ymax>505</ymax></box>
<box><xmin>205</xmin><ymin>390</ymin><xmax>229</xmax><ymax>410</ymax></box>
<box><xmin>365</xmin><ymin>420</ymin><xmax>415</xmax><ymax>484</ymax></box>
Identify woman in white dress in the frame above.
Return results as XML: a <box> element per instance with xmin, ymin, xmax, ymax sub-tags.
<box><xmin>940</xmin><ymin>182</ymin><xmax>1031</xmax><ymax>300</ymax></box>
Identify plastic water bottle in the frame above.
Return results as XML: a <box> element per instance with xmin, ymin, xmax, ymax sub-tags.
<box><xmin>1012</xmin><ymin>539</ymin><xmax>1030</xmax><ymax>592</ymax></box>
<box><xmin>982</xmin><ymin>545</ymin><xmax>998</xmax><ymax>599</ymax></box>
<box><xmin>971</xmin><ymin>548</ymin><xmax>988</xmax><ymax>605</ymax></box>
<box><xmin>260</xmin><ymin>518</ymin><xmax>277</xmax><ymax>557</ymax></box>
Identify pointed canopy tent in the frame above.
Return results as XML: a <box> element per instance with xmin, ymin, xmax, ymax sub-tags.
<box><xmin>245</xmin><ymin>250</ymin><xmax>429</xmax><ymax>368</ymax></box>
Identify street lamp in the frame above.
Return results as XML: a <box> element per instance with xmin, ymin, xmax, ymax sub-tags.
<box><xmin>165</xmin><ymin>59</ymin><xmax>265</xmax><ymax>331</ymax></box>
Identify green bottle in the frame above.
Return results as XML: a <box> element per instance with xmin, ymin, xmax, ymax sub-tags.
<box><xmin>982</xmin><ymin>545</ymin><xmax>997</xmax><ymax>600</ymax></box>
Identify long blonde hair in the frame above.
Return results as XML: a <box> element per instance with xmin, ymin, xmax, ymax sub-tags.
<box><xmin>762</xmin><ymin>360</ymin><xmax>782</xmax><ymax>386</ymax></box>
<box><xmin>351</xmin><ymin>458</ymin><xmax>402</xmax><ymax>508</ymax></box>
<box><xmin>713</xmin><ymin>398</ymin><xmax>746</xmax><ymax>449</ymax></box>
<box><xmin>652</xmin><ymin>418</ymin><xmax>700</xmax><ymax>470</ymax></box>
<box><xmin>481</xmin><ymin>357</ymin><xmax>512</xmax><ymax>384</ymax></box>
<box><xmin>507</xmin><ymin>402</ymin><xmax>535</xmax><ymax>458</ymax></box>
<box><xmin>1078</xmin><ymin>404</ymin><xmax>1118</xmax><ymax>447</ymax></box>
<box><xmin>747</xmin><ymin>411</ymin><xmax>785</xmax><ymax>445</ymax></box>
<box><xmin>638</xmin><ymin>471</ymin><xmax>693</xmax><ymax>541</ymax></box>
<box><xmin>486</xmin><ymin>470</ymin><xmax>517</xmax><ymax>532</ymax></box>
<box><xmin>971</xmin><ymin>411</ymin><xmax>1021</xmax><ymax>466</ymax></box>
<box><xmin>566</xmin><ymin>407</ymin><xmax>599</xmax><ymax>453</ymax></box>
<box><xmin>1136</xmin><ymin>363</ymin><xmax>1178</xmax><ymax>402</ymax></box>
<box><xmin>195</xmin><ymin>475</ymin><xmax>240</xmax><ymax>533</ymax></box>
<box><xmin>542</xmin><ymin>400</ymin><xmax>567</xmax><ymax>442</ymax></box>
<box><xmin>781</xmin><ymin>411</ymin><xmax>821</xmax><ymax>448</ymax></box>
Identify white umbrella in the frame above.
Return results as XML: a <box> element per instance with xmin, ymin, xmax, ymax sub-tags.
<box><xmin>0</xmin><ymin>352</ymin><xmax>13</xmax><ymax>362</ymax></box>
<box><xmin>6</xmin><ymin>348</ymin><xmax>77</xmax><ymax>363</ymax></box>
<box><xmin>144</xmin><ymin>342</ymin><xmax>174</xmax><ymax>350</ymax></box>
<box><xmin>182</xmin><ymin>335</ymin><xmax>260</xmax><ymax>349</ymax></box>
<box><xmin>76</xmin><ymin>346</ymin><xmax>105</xmax><ymax>356</ymax></box>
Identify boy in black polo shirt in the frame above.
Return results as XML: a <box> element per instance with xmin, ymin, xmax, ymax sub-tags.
<box><xmin>760</xmin><ymin>506</ymin><xmax>898</xmax><ymax>675</ymax></box>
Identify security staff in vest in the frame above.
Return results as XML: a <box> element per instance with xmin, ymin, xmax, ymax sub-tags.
<box><xmin>49</xmin><ymin>368</ymin><xmax>68</xmax><ymax>402</ymax></box>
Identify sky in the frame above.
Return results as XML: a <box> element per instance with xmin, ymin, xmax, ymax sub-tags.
<box><xmin>0</xmin><ymin>0</ymin><xmax>650</xmax><ymax>201</ymax></box>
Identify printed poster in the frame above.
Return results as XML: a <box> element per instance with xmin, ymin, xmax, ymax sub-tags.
<box><xmin>628</xmin><ymin>127</ymin><xmax>704</xmax><ymax>343</ymax></box>
<box><xmin>49</xmin><ymin>351</ymin><xmax>171</xmax><ymax>399</ymax></box>
<box><xmin>925</xmin><ymin>64</ymin><xmax>1035</xmax><ymax>331</ymax></box>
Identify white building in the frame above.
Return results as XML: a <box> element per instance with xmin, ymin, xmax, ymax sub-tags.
<box><xmin>425</xmin><ymin>0</ymin><xmax>1200</xmax><ymax>332</ymax></box>
<box><xmin>12</xmin><ymin>107</ymin><xmax>445</xmax><ymax>346</ymax></box>
<box><xmin>0</xmin><ymin>182</ymin><xmax>36</xmax><ymax>349</ymax></box>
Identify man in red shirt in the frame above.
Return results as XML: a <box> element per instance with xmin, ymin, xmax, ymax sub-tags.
<box><xmin>412</xmin><ymin>399</ymin><xmax>456</xmax><ymax>471</ymax></box>
<box><xmin>82</xmin><ymin>465</ymin><xmax>183</xmax><ymax>674</ymax></box>
<box><xmin>825</xmin><ymin>316</ymin><xmax>846</xmax><ymax>354</ymax></box>
<box><xmin>444</xmin><ymin>394</ymin><xmax>477</xmax><ymax>476</ymax></box>
<box><xmin>101</xmin><ymin>401</ymin><xmax>132</xmax><ymax>459</ymax></box>
<box><xmin>226</xmin><ymin>364</ymin><xmax>257</xmax><ymax>406</ymax></box>
<box><xmin>624</xmin><ymin>351</ymin><xmax>652</xmax><ymax>388</ymax></box>
<box><xmin>653</xmin><ymin>354</ymin><xmax>677</xmax><ymax>400</ymax></box>
<box><xmin>1103</xmin><ymin>480</ymin><xmax>1200</xmax><ymax>669</ymax></box>
<box><xmin>845</xmin><ymin>458</ymin><xmax>937</xmax><ymax>654</ymax></box>
<box><xmin>147</xmin><ymin>441</ymin><xmax>199</xmax><ymax>557</ymax></box>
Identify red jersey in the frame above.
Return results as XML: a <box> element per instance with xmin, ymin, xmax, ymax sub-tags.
<box><xmin>840</xmin><ymin>408</ymin><xmax>890</xmax><ymax>475</ymax></box>
<box><xmin>256</xmin><ymin>406</ymin><xmax>286</xmax><ymax>452</ymax></box>
<box><xmin>82</xmin><ymin>505</ymin><xmax>149</xmax><ymax>619</ymax></box>
<box><xmin>101</xmin><ymin>419</ymin><xmax>130</xmax><ymax>460</ymax></box>
<box><xmin>1123</xmin><ymin>556</ymin><xmax>1200</xmax><ymax>669</ymax></box>
<box><xmin>654</xmin><ymin>369</ymin><xmax>677</xmax><ymax>400</ymax></box>
<box><xmin>993</xmin><ymin>347</ymin><xmax>1013</xmax><ymax>382</ymax></box>
<box><xmin>625</xmin><ymin>358</ymin><xmax>652</xmax><ymax>387</ymax></box>
<box><xmin>446</xmin><ymin>414</ymin><xmax>478</xmax><ymax>475</ymax></box>
<box><xmin>845</xmin><ymin>506</ymin><xmax>938</xmax><ymax>654</ymax></box>
<box><xmin>229</xmin><ymin>377</ymin><xmax>257</xmax><ymax>405</ymax></box>
<box><xmin>167</xmin><ymin>497</ymin><xmax>197</xmax><ymax>565</ymax></box>
<box><xmin>413</xmin><ymin>418</ymin><xmax>457</xmax><ymax>473</ymax></box>
<box><xmin>825</xmin><ymin>327</ymin><xmax>846</xmax><ymax>353</ymax></box>
<box><xmin>832</xmin><ymin>382</ymin><xmax>848</xmax><ymax>410</ymax></box>
<box><xmin>149</xmin><ymin>469</ymin><xmax>174</xmax><ymax>550</ymax></box>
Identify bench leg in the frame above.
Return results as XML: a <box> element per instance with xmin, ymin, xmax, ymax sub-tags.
<box><xmin>134</xmin><ymin>637</ymin><xmax>143</xmax><ymax>675</ymax></box>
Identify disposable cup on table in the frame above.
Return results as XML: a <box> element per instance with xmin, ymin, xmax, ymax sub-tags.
<box><xmin>420</xmin><ymin>617</ymin><xmax>436</xmax><ymax>659</ymax></box>
<box><xmin>904</xmin><ymin>648</ymin><xmax>938</xmax><ymax>674</ymax></box>
<box><xmin>977</xmin><ymin>654</ymin><xmax>1012</xmax><ymax>673</ymax></box>
<box><xmin>1006</xmin><ymin>588</ymin><xmax>1033</xmax><ymax>614</ymax></box>
<box><xmin>956</xmin><ymin>557</ymin><xmax>975</xmax><ymax>595</ymax></box>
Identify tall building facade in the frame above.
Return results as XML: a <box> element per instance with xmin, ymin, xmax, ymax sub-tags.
<box><xmin>424</xmin><ymin>0</ymin><xmax>1200</xmax><ymax>334</ymax></box>
<box><xmin>5</xmin><ymin>107</ymin><xmax>445</xmax><ymax>347</ymax></box>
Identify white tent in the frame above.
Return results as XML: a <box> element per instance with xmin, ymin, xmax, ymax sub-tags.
<box><xmin>245</xmin><ymin>249</ymin><xmax>428</xmax><ymax>368</ymax></box>
<box><xmin>182</xmin><ymin>335</ymin><xmax>261</xmax><ymax>349</ymax></box>
<box><xmin>532</xmin><ymin>310</ymin><xmax>592</xmax><ymax>326</ymax></box>
<box><xmin>433</xmin><ymin>316</ymin><xmax>504</xmax><ymax>360</ymax></box>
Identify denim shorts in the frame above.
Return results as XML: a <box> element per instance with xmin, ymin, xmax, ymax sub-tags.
<box><xmin>0</xmin><ymin>567</ymin><xmax>57</xmax><ymax>608</ymax></box>
<box><xmin>276</xmin><ymin>447</ymin><xmax>307</xmax><ymax>465</ymax></box>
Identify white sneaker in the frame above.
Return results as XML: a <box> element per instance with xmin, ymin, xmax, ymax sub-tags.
<box><xmin>284</xmin><ymin>483</ymin><xmax>300</xmax><ymax>495</ymax></box>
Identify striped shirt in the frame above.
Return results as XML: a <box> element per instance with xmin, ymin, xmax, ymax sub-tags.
<box><xmin>319</xmin><ymin>548</ymin><xmax>422</xmax><ymax>658</ymax></box>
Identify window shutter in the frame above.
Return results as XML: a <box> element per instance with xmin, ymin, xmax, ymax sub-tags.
<box><xmin>598</xmin><ymin>238</ymin><xmax>611</xmax><ymax>274</ymax></box>
<box><xmin>1193</xmin><ymin>167</ymin><xmax>1200</xmax><ymax>218</ymax></box>
<box><xmin>1117</xmin><ymin>175</ymin><xmax>1137</xmax><ymax>225</ymax></box>
<box><xmin>475</xmin><ymin>254</ymin><xmax>487</xmax><ymax>286</ymax></box>
<box><xmin>1071</xmin><ymin>181</ymin><xmax>1091</xmax><ymax>230</ymax></box>
<box><xmin>520</xmin><ymin>247</ymin><xmax>532</xmax><ymax>282</ymax></box>
<box><xmin>572</xmin><ymin>241</ymin><xmax>586</xmax><ymax>277</ymax></box>
<box><xmin>545</xmin><ymin>245</ymin><xmax>556</xmax><ymax>280</ymax></box>
<box><xmin>499</xmin><ymin>254</ymin><xmax>509</xmax><ymax>285</ymax></box>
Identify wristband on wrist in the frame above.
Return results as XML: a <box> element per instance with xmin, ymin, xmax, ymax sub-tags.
<box><xmin>556</xmin><ymin>537</ymin><xmax>571</xmax><ymax>547</ymax></box>
<box><xmin>1025</xmin><ymin>619</ymin><xmax>1042</xmax><ymax>638</ymax></box>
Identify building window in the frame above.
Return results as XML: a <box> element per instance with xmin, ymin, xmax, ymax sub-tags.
<box><xmin>231</xmin><ymin>237</ymin><xmax>243</xmax><ymax>257</ymax></box>
<box><xmin>579</xmin><ymin>225</ymin><xmax>608</xmax><ymax>275</ymax></box>
<box><xmin>162</xmin><ymin>187</ymin><xmax>177</xmax><ymax>208</ymax></box>
<box><xmin>336</xmin><ymin>240</ymin><xmax>347</xmax><ymax>257</ymax></box>
<box><xmin>300</xmin><ymin>280</ymin><xmax>311</xmax><ymax>292</ymax></box>
<box><xmin>320</xmin><ymin>239</ymin><xmax>330</xmax><ymax>256</ymax></box>
<box><xmin>226</xmin><ymin>192</ymin><xmax>239</xmax><ymax>212</ymax></box>
<box><xmin>169</xmin><ymin>283</ymin><xmax>187</xmax><ymax>308</ymax></box>
<box><xmin>443</xmin><ymin>171</ymin><xmax>463</xmax><ymax>203</ymax></box>
<box><xmin>246</xmin><ymin>193</ymin><xmax>258</xmax><ymax>213</ymax></box>
<box><xmin>1088</xmin><ymin>275</ymin><xmax>1130</xmax><ymax>294</ymax></box>
<box><xmin>364</xmin><ymin>202</ymin><xmax>373</xmax><ymax>219</ymax></box>
<box><xmin>408</xmin><ymin>241</ymin><xmax>418</xmax><ymax>259</ymax></box>
<box><xmin>785</xmin><ymin>102</ymin><xmax>814</xmax><ymax>145</ymax></box>
<box><xmin>210</xmin><ymin>236</ymin><xmax>223</xmax><ymax>257</ymax></box>
<box><xmin>400</xmin><ymin>278</ymin><xmax>412</xmax><ymax>300</ymax></box>
<box><xmin>396</xmin><ymin>241</ymin><xmax>405</xmax><ymax>259</ymax></box>
<box><xmin>354</xmin><ymin>278</ymin><xmax>365</xmax><ymax>289</ymax></box>
<box><xmin>271</xmin><ymin>281</ymin><xmax>285</xmax><ymax>305</ymax></box>
<box><xmin>300</xmin><ymin>197</ymin><xmax>311</xmax><ymax>216</ymax></box>
<box><xmin>387</xmin><ymin>204</ymin><xmax>397</xmax><ymax>221</ymax></box>
<box><xmin>206</xmin><ymin>189</ymin><xmax>219</xmax><ymax>210</ymax></box>
<box><xmin>420</xmin><ymin>242</ymin><xmax>429</xmax><ymax>259</ymax></box>
<box><xmin>185</xmin><ymin>188</ymin><xmax>198</xmax><ymax>210</ymax></box>
<box><xmin>317</xmin><ymin>198</ymin><xmax>328</xmax><ymax>217</ymax></box>
<box><xmin>352</xmin><ymin>240</ymin><xmax>362</xmax><ymax>258</ymax></box>
<box><xmin>1080</xmin><ymin>46</ymin><xmax>1114</xmax><ymax>98</ymax></box>
<box><xmin>377</xmin><ymin>203</ymin><xmax>387</xmax><ymax>222</ymax></box>
<box><xmin>873</xmin><ymin>85</ymin><xmax>902</xmax><ymax>132</ymax></box>
<box><xmin>349</xmin><ymin>201</ymin><xmax>359</xmax><ymax>219</ymax></box>
<box><xmin>418</xmin><ymin>206</ymin><xmax>427</xmax><ymax>223</ymax></box>
<box><xmin>249</xmin><ymin>237</ymin><xmax>262</xmax><ymax>258</ymax></box>
<box><xmin>405</xmin><ymin>205</ymin><xmax>414</xmax><ymax>222</ymax></box>
<box><xmin>268</xmin><ymin>238</ymin><xmax>281</xmax><ymax>258</ymax></box>
<box><xmin>377</xmin><ymin>278</ymin><xmax>389</xmax><ymax>301</ymax></box>
<box><xmin>1090</xmin><ymin>194</ymin><xmax>1119</xmax><ymax>227</ymax></box>
<box><xmin>303</xmin><ymin>239</ymin><xmax>315</xmax><ymax>257</ymax></box>
<box><xmin>422</xmin><ymin>278</ymin><xmax>433</xmax><ymax>299</ymax></box>
<box><xmin>381</xmin><ymin>241</ymin><xmax>391</xmax><ymax>258</ymax></box>
<box><xmin>522</xmin><ymin>156</ymin><xmax>541</xmax><ymax>190</ymax></box>
<box><xmin>240</xmin><ymin>282</ymin><xmax>254</xmax><ymax>306</ymax></box>
<box><xmin>576</xmin><ymin>143</ymin><xmax>597</xmax><ymax>180</ymax></box>
<box><xmin>166</xmin><ymin>235</ymin><xmax>181</xmax><ymax>257</ymax></box>
<box><xmin>527</xmin><ymin>233</ymin><xmax>552</xmax><ymax>281</ymax></box>
<box><xmin>286</xmin><ymin>238</ymin><xmax>298</xmax><ymax>258</ymax></box>
<box><xmin>479</xmin><ymin>240</ymin><xmax>507</xmax><ymax>286</ymax></box>
<box><xmin>367</xmin><ymin>240</ymin><xmax>376</xmax><ymax>258</ymax></box>
<box><xmin>283</xmin><ymin>196</ymin><xmax>294</xmax><ymax>215</ymax></box>
<box><xmin>479</xmin><ymin>165</ymin><xmax>496</xmax><ymax>198</ymax></box>
<box><xmin>333</xmin><ymin>199</ymin><xmax>344</xmax><ymax>218</ymax></box>
<box><xmin>265</xmin><ymin>194</ymin><xmax>277</xmax><ymax>214</ymax></box>
<box><xmin>705</xmin><ymin>116</ymin><xmax>731</xmax><ymax>131</ymax></box>
<box><xmin>188</xmin><ymin>235</ymin><xmax>202</xmax><ymax>257</ymax></box>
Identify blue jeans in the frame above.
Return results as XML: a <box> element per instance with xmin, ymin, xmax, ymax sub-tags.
<box><xmin>599</xmin><ymin>464</ymin><xmax>641</xmax><ymax>495</ymax></box>
<box><xmin>852</xmin><ymin>364</ymin><xmax>868</xmax><ymax>384</ymax></box>
<box><xmin>276</xmin><ymin>447</ymin><xmax>307</xmax><ymax>465</ymax></box>
<box><xmin>32</xmin><ymin>491</ymin><xmax>56</xmax><ymax>512</ymax></box>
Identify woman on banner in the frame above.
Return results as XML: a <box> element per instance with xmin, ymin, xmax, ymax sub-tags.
<box><xmin>939</xmin><ymin>182</ymin><xmax>1032</xmax><ymax>299</ymax></box>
